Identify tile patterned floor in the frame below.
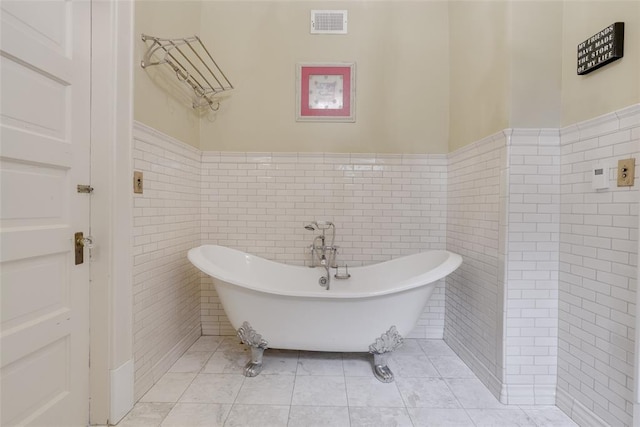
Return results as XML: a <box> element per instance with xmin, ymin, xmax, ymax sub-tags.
<box><xmin>116</xmin><ymin>337</ymin><xmax>578</xmax><ymax>427</ymax></box>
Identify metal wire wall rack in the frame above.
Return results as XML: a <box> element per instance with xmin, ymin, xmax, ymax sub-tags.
<box><xmin>140</xmin><ymin>34</ymin><xmax>233</xmax><ymax>111</ymax></box>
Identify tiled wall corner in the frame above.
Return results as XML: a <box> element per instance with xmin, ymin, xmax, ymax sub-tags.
<box><xmin>200</xmin><ymin>152</ymin><xmax>449</xmax><ymax>338</ymax></box>
<box><xmin>503</xmin><ymin>129</ymin><xmax>560</xmax><ymax>405</ymax></box>
<box><xmin>446</xmin><ymin>128</ymin><xmax>562</xmax><ymax>406</ymax></box>
<box><xmin>445</xmin><ymin>131</ymin><xmax>507</xmax><ymax>399</ymax></box>
<box><xmin>556</xmin><ymin>105</ymin><xmax>639</xmax><ymax>427</ymax></box>
<box><xmin>132</xmin><ymin>122</ymin><xmax>202</xmax><ymax>400</ymax></box>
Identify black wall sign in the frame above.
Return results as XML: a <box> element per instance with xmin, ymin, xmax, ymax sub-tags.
<box><xmin>577</xmin><ymin>22</ymin><xmax>624</xmax><ymax>75</ymax></box>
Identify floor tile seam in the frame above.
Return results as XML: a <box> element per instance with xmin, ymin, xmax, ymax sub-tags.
<box><xmin>221</xmin><ymin>402</ymin><xmax>236</xmax><ymax>427</ymax></box>
<box><xmin>299</xmin><ymin>372</ymin><xmax>352</xmax><ymax>407</ymax></box>
<box><xmin>348</xmin><ymin>403</ymin><xmax>408</xmax><ymax>409</ymax></box>
<box><xmin>196</xmin><ymin>350</ymin><xmax>216</xmax><ymax>373</ymax></box>
<box><xmin>294</xmin><ymin>373</ymin><xmax>345</xmax><ymax>376</ymax></box>
<box><xmin>341</xmin><ymin>355</ymin><xmax>348</xmax><ymax>382</ymax></box>
<box><xmin>284</xmin><ymin>404</ymin><xmax>294</xmax><ymax>427</ymax></box>
<box><xmin>149</xmin><ymin>371</ymin><xmax>200</xmax><ymax>406</ymax></box>
<box><xmin>147</xmin><ymin>401</ymin><xmax>176</xmax><ymax>427</ymax></box>
<box><xmin>398</xmin><ymin>343</ymin><xmax>429</xmax><ymax>357</ymax></box>
<box><xmin>293</xmin><ymin>402</ymin><xmax>351</xmax><ymax>407</ymax></box>
<box><xmin>171</xmin><ymin>350</ymin><xmax>232</xmax><ymax>405</ymax></box>
<box><xmin>381</xmin><ymin>379</ymin><xmax>411</xmax><ymax>411</ymax></box>
<box><xmin>178</xmin><ymin>372</ymin><xmax>245</xmax><ymax>405</ymax></box>
<box><xmin>393</xmin><ymin>373</ymin><xmax>444</xmax><ymax>380</ymax></box>
<box><xmin>160</xmin><ymin>401</ymin><xmax>234</xmax><ymax>427</ymax></box>
<box><xmin>403</xmin><ymin>407</ymin><xmax>420</xmax><ymax>427</ymax></box>
<box><xmin>286</xmin><ymin>403</ymin><xmax>361</xmax><ymax>408</ymax></box>
<box><xmin>222</xmin><ymin>403</ymin><xmax>292</xmax><ymax>427</ymax></box>
<box><xmin>439</xmin><ymin>375</ymin><xmax>478</xmax><ymax>379</ymax></box>
<box><xmin>446</xmin><ymin>375</ymin><xmax>528</xmax><ymax>410</ymax></box>
<box><xmin>351</xmin><ymin>404</ymin><xmax>415</xmax><ymax>409</ymax></box>
<box><xmin>289</xmin><ymin>373</ymin><xmax>298</xmax><ymax>408</ymax></box>
<box><xmin>338</xmin><ymin>357</ymin><xmax>364</xmax><ymax>414</ymax></box>
<box><xmin>460</xmin><ymin>407</ymin><xmax>481</xmax><ymax>427</ymax></box>
<box><xmin>440</xmin><ymin>376</ymin><xmax>467</xmax><ymax>411</ymax></box>
<box><xmin>349</xmin><ymin>406</ymin><xmax>418</xmax><ymax>427</ymax></box>
<box><xmin>228</xmin><ymin>370</ymin><xmax>247</xmax><ymax>409</ymax></box>
<box><xmin>464</xmin><ymin>407</ymin><xmax>542</xmax><ymax>427</ymax></box>
<box><xmin>339</xmin><ymin>368</ymin><xmax>349</xmax><ymax>408</ymax></box>
<box><xmin>424</xmin><ymin>355</ymin><xmax>448</xmax><ymax>378</ymax></box>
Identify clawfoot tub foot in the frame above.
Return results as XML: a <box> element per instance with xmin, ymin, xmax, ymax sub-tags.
<box><xmin>244</xmin><ymin>346</ymin><xmax>265</xmax><ymax>377</ymax></box>
<box><xmin>237</xmin><ymin>321</ymin><xmax>268</xmax><ymax>377</ymax></box>
<box><xmin>369</xmin><ymin>326</ymin><xmax>404</xmax><ymax>383</ymax></box>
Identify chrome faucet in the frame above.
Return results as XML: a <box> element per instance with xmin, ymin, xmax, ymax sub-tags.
<box><xmin>304</xmin><ymin>221</ymin><xmax>338</xmax><ymax>289</ymax></box>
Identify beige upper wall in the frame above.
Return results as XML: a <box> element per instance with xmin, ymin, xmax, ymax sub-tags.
<box><xmin>509</xmin><ymin>1</ymin><xmax>563</xmax><ymax>129</ymax></box>
<box><xmin>448</xmin><ymin>1</ymin><xmax>564</xmax><ymax>151</ymax></box>
<box><xmin>198</xmin><ymin>1</ymin><xmax>450</xmax><ymax>154</ymax></box>
<box><xmin>449</xmin><ymin>0</ymin><xmax>640</xmax><ymax>150</ymax></box>
<box><xmin>448</xmin><ymin>1</ymin><xmax>510</xmax><ymax>152</ymax></box>
<box><xmin>133</xmin><ymin>1</ymin><xmax>640</xmax><ymax>153</ymax></box>
<box><xmin>134</xmin><ymin>0</ymin><xmax>201</xmax><ymax>148</ymax></box>
<box><xmin>561</xmin><ymin>1</ymin><xmax>640</xmax><ymax>126</ymax></box>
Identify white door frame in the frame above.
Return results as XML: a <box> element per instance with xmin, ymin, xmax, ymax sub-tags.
<box><xmin>89</xmin><ymin>0</ymin><xmax>135</xmax><ymax>424</ymax></box>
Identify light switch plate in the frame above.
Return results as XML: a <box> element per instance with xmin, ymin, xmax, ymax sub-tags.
<box><xmin>617</xmin><ymin>158</ymin><xmax>635</xmax><ymax>187</ymax></box>
<box><xmin>133</xmin><ymin>171</ymin><xmax>143</xmax><ymax>193</ymax></box>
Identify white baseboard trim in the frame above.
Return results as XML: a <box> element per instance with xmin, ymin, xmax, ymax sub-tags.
<box><xmin>444</xmin><ymin>333</ymin><xmax>505</xmax><ymax>403</ymax></box>
<box><xmin>109</xmin><ymin>359</ymin><xmax>134</xmax><ymax>425</ymax></box>
<box><xmin>424</xmin><ymin>326</ymin><xmax>444</xmax><ymax>339</ymax></box>
<box><xmin>503</xmin><ymin>383</ymin><xmax>556</xmax><ymax>405</ymax></box>
<box><xmin>445</xmin><ymin>332</ymin><xmax>558</xmax><ymax>405</ymax></box>
<box><xmin>134</xmin><ymin>323</ymin><xmax>201</xmax><ymax>400</ymax></box>
<box><xmin>556</xmin><ymin>387</ymin><xmax>608</xmax><ymax>427</ymax></box>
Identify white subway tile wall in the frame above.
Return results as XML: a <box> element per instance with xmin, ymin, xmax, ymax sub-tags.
<box><xmin>445</xmin><ymin>131</ymin><xmax>507</xmax><ymax>400</ymax></box>
<box><xmin>503</xmin><ymin>130</ymin><xmax>560</xmax><ymax>405</ymax></box>
<box><xmin>445</xmin><ymin>105</ymin><xmax>639</xmax><ymax>425</ymax></box>
<box><xmin>556</xmin><ymin>107</ymin><xmax>639</xmax><ymax>426</ymax></box>
<box><xmin>132</xmin><ymin>123</ymin><xmax>203</xmax><ymax>400</ymax></box>
<box><xmin>200</xmin><ymin>152</ymin><xmax>449</xmax><ymax>338</ymax></box>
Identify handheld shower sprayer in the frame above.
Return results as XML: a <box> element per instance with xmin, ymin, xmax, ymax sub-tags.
<box><xmin>304</xmin><ymin>221</ymin><xmax>339</xmax><ymax>289</ymax></box>
<box><xmin>304</xmin><ymin>221</ymin><xmax>335</xmax><ymax>248</ymax></box>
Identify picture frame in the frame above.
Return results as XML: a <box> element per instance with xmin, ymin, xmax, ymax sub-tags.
<box><xmin>296</xmin><ymin>62</ymin><xmax>356</xmax><ymax>122</ymax></box>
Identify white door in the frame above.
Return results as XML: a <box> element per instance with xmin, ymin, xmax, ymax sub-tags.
<box><xmin>0</xmin><ymin>1</ymin><xmax>91</xmax><ymax>425</ymax></box>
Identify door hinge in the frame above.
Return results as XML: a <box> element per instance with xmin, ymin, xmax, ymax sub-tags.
<box><xmin>77</xmin><ymin>184</ymin><xmax>94</xmax><ymax>193</ymax></box>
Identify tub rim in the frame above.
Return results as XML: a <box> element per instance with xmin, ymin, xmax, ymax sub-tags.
<box><xmin>188</xmin><ymin>244</ymin><xmax>462</xmax><ymax>299</ymax></box>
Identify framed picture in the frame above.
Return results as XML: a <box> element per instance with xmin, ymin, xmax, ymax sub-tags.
<box><xmin>296</xmin><ymin>62</ymin><xmax>356</xmax><ymax>122</ymax></box>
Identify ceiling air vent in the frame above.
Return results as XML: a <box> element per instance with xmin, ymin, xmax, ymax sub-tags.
<box><xmin>311</xmin><ymin>10</ymin><xmax>348</xmax><ymax>34</ymax></box>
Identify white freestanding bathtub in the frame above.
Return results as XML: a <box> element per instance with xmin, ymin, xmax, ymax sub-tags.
<box><xmin>188</xmin><ymin>244</ymin><xmax>462</xmax><ymax>382</ymax></box>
